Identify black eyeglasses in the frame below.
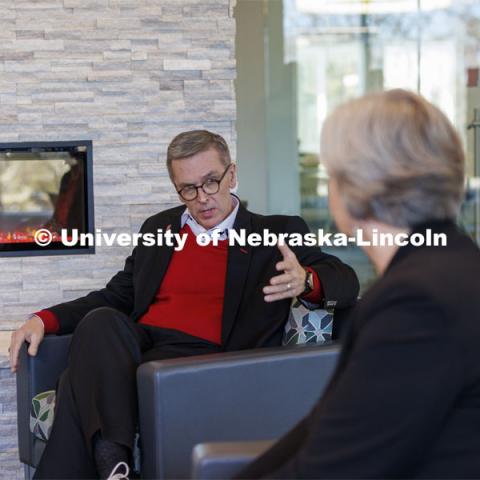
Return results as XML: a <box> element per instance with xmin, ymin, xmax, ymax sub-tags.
<box><xmin>176</xmin><ymin>164</ymin><xmax>232</xmax><ymax>201</ymax></box>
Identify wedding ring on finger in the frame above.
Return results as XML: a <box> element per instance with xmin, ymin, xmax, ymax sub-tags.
<box><xmin>287</xmin><ymin>282</ymin><xmax>292</xmax><ymax>291</ymax></box>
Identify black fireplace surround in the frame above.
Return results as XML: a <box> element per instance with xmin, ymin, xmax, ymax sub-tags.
<box><xmin>0</xmin><ymin>140</ymin><xmax>94</xmax><ymax>257</ymax></box>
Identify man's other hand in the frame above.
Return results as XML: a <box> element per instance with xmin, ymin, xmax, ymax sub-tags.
<box><xmin>9</xmin><ymin>315</ymin><xmax>45</xmax><ymax>373</ymax></box>
<box><xmin>264</xmin><ymin>244</ymin><xmax>307</xmax><ymax>302</ymax></box>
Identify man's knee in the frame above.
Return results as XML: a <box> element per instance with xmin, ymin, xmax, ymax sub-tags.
<box><xmin>71</xmin><ymin>307</ymin><xmax>143</xmax><ymax>365</ymax></box>
<box><xmin>76</xmin><ymin>307</ymin><xmax>129</xmax><ymax>337</ymax></box>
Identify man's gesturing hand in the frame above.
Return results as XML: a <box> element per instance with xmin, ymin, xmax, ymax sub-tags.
<box><xmin>9</xmin><ymin>315</ymin><xmax>45</xmax><ymax>373</ymax></box>
<box><xmin>263</xmin><ymin>243</ymin><xmax>307</xmax><ymax>302</ymax></box>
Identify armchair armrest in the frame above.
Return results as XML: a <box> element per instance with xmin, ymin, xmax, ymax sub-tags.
<box><xmin>16</xmin><ymin>335</ymin><xmax>72</xmax><ymax>466</ymax></box>
<box><xmin>192</xmin><ymin>441</ymin><xmax>274</xmax><ymax>480</ymax></box>
<box><xmin>137</xmin><ymin>343</ymin><xmax>339</xmax><ymax>479</ymax></box>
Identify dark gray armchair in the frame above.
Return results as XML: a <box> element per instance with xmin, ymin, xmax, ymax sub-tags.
<box><xmin>192</xmin><ymin>440</ymin><xmax>274</xmax><ymax>480</ymax></box>
<box><xmin>16</xmin><ymin>335</ymin><xmax>72</xmax><ymax>479</ymax></box>
<box><xmin>16</xmin><ymin>336</ymin><xmax>339</xmax><ymax>479</ymax></box>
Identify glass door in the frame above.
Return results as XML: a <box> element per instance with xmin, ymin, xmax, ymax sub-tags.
<box><xmin>281</xmin><ymin>0</ymin><xmax>480</xmax><ymax>289</ymax></box>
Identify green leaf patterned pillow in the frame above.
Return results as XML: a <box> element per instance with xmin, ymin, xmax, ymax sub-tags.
<box><xmin>30</xmin><ymin>390</ymin><xmax>56</xmax><ymax>441</ymax></box>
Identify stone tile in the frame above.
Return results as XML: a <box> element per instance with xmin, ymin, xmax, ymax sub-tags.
<box><xmin>64</xmin><ymin>0</ymin><xmax>108</xmax><ymax>7</ymax></box>
<box><xmin>164</xmin><ymin>59</ymin><xmax>211</xmax><ymax>71</ymax></box>
<box><xmin>4</xmin><ymin>62</ymin><xmax>51</xmax><ymax>73</ymax></box>
<box><xmin>10</xmin><ymin>39</ymin><xmax>64</xmax><ymax>51</ymax></box>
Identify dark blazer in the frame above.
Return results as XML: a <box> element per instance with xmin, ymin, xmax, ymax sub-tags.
<box><xmin>240</xmin><ymin>220</ymin><xmax>480</xmax><ymax>478</ymax></box>
<box><xmin>47</xmin><ymin>203</ymin><xmax>359</xmax><ymax>350</ymax></box>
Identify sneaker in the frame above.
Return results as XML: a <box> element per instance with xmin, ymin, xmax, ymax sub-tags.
<box><xmin>107</xmin><ymin>461</ymin><xmax>130</xmax><ymax>480</ymax></box>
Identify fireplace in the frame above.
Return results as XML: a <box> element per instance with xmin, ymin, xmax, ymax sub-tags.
<box><xmin>0</xmin><ymin>141</ymin><xmax>94</xmax><ymax>256</ymax></box>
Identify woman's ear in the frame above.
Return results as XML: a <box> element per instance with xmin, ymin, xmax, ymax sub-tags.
<box><xmin>328</xmin><ymin>176</ymin><xmax>354</xmax><ymax>236</ymax></box>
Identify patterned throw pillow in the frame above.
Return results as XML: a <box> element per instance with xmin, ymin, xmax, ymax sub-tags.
<box><xmin>30</xmin><ymin>390</ymin><xmax>56</xmax><ymax>441</ymax></box>
<box><xmin>30</xmin><ymin>389</ymin><xmax>142</xmax><ymax>474</ymax></box>
<box><xmin>283</xmin><ymin>300</ymin><xmax>333</xmax><ymax>345</ymax></box>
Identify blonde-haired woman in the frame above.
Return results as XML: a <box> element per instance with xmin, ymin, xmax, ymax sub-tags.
<box><xmin>239</xmin><ymin>90</ymin><xmax>480</xmax><ymax>479</ymax></box>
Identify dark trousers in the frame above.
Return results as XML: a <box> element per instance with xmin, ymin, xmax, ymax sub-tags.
<box><xmin>34</xmin><ymin>307</ymin><xmax>222</xmax><ymax>479</ymax></box>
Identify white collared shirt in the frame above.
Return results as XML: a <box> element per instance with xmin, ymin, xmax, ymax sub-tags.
<box><xmin>180</xmin><ymin>194</ymin><xmax>239</xmax><ymax>240</ymax></box>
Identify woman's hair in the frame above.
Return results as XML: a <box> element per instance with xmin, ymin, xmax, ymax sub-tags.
<box><xmin>167</xmin><ymin>130</ymin><xmax>231</xmax><ymax>179</ymax></box>
<box><xmin>320</xmin><ymin>89</ymin><xmax>465</xmax><ymax>227</ymax></box>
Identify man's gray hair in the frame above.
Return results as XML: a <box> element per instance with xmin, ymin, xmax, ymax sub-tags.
<box><xmin>320</xmin><ymin>89</ymin><xmax>465</xmax><ymax>227</ymax></box>
<box><xmin>167</xmin><ymin>130</ymin><xmax>231</xmax><ymax>179</ymax></box>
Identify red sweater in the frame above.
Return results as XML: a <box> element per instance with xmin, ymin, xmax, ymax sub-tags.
<box><xmin>138</xmin><ymin>225</ymin><xmax>228</xmax><ymax>344</ymax></box>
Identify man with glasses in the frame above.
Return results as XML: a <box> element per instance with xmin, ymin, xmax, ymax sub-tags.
<box><xmin>10</xmin><ymin>130</ymin><xmax>359</xmax><ymax>479</ymax></box>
